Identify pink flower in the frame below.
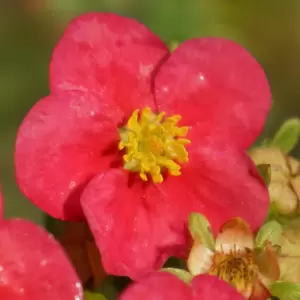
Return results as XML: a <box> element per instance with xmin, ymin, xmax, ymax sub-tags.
<box><xmin>0</xmin><ymin>189</ymin><xmax>83</xmax><ymax>300</ymax></box>
<box><xmin>15</xmin><ymin>13</ymin><xmax>271</xmax><ymax>278</ymax></box>
<box><xmin>119</xmin><ymin>272</ymin><xmax>244</xmax><ymax>300</ymax></box>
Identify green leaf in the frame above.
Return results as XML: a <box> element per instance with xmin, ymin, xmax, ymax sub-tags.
<box><xmin>188</xmin><ymin>213</ymin><xmax>215</xmax><ymax>250</ymax></box>
<box><xmin>256</xmin><ymin>164</ymin><xmax>271</xmax><ymax>187</ymax></box>
<box><xmin>169</xmin><ymin>41</ymin><xmax>179</xmax><ymax>51</ymax></box>
<box><xmin>266</xmin><ymin>202</ymin><xmax>279</xmax><ymax>222</ymax></box>
<box><xmin>271</xmin><ymin>118</ymin><xmax>300</xmax><ymax>153</ymax></box>
<box><xmin>84</xmin><ymin>291</ymin><xmax>107</xmax><ymax>300</ymax></box>
<box><xmin>255</xmin><ymin>220</ymin><xmax>282</xmax><ymax>248</ymax></box>
<box><xmin>270</xmin><ymin>282</ymin><xmax>300</xmax><ymax>300</ymax></box>
<box><xmin>162</xmin><ymin>268</ymin><xmax>193</xmax><ymax>283</ymax></box>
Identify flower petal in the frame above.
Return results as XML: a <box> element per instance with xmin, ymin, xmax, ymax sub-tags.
<box><xmin>0</xmin><ymin>219</ymin><xmax>83</xmax><ymax>300</ymax></box>
<box><xmin>249</xmin><ymin>281</ymin><xmax>271</xmax><ymax>300</ymax></box>
<box><xmin>119</xmin><ymin>272</ymin><xmax>193</xmax><ymax>300</ymax></box>
<box><xmin>288</xmin><ymin>156</ymin><xmax>300</xmax><ymax>176</ymax></box>
<box><xmin>254</xmin><ymin>242</ymin><xmax>280</xmax><ymax>287</ymax></box>
<box><xmin>81</xmin><ymin>168</ymin><xmax>187</xmax><ymax>279</ymax></box>
<box><xmin>191</xmin><ymin>275</ymin><xmax>244</xmax><ymax>299</ymax></box>
<box><xmin>215</xmin><ymin>218</ymin><xmax>254</xmax><ymax>254</ymax></box>
<box><xmin>182</xmin><ymin>140</ymin><xmax>269</xmax><ymax>235</ymax></box>
<box><xmin>119</xmin><ymin>272</ymin><xmax>243</xmax><ymax>300</ymax></box>
<box><xmin>155</xmin><ymin>38</ymin><xmax>271</xmax><ymax>150</ymax></box>
<box><xmin>81</xmin><ymin>143</ymin><xmax>268</xmax><ymax>278</ymax></box>
<box><xmin>187</xmin><ymin>240</ymin><xmax>214</xmax><ymax>275</ymax></box>
<box><xmin>81</xmin><ymin>166</ymin><xmax>221</xmax><ymax>278</ymax></box>
<box><xmin>51</xmin><ymin>13</ymin><xmax>169</xmax><ymax>117</ymax></box>
<box><xmin>269</xmin><ymin>181</ymin><xmax>298</xmax><ymax>215</ymax></box>
<box><xmin>278</xmin><ymin>257</ymin><xmax>300</xmax><ymax>284</ymax></box>
<box><xmin>15</xmin><ymin>93</ymin><xmax>122</xmax><ymax>220</ymax></box>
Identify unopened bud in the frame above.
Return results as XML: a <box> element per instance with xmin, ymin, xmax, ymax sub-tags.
<box><xmin>249</xmin><ymin>148</ymin><xmax>300</xmax><ymax>215</ymax></box>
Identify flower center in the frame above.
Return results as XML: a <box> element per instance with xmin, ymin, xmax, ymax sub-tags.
<box><xmin>209</xmin><ymin>248</ymin><xmax>257</xmax><ymax>297</ymax></box>
<box><xmin>118</xmin><ymin>107</ymin><xmax>190</xmax><ymax>183</ymax></box>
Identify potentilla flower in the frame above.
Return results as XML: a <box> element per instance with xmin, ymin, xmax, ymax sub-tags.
<box><xmin>119</xmin><ymin>271</ymin><xmax>244</xmax><ymax>300</ymax></box>
<box><xmin>187</xmin><ymin>217</ymin><xmax>280</xmax><ymax>299</ymax></box>
<box><xmin>15</xmin><ymin>13</ymin><xmax>271</xmax><ymax>278</ymax></box>
<box><xmin>0</xmin><ymin>189</ymin><xmax>83</xmax><ymax>300</ymax></box>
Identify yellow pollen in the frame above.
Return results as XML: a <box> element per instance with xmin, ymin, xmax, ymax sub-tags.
<box><xmin>209</xmin><ymin>248</ymin><xmax>257</xmax><ymax>296</ymax></box>
<box><xmin>118</xmin><ymin>107</ymin><xmax>190</xmax><ymax>183</ymax></box>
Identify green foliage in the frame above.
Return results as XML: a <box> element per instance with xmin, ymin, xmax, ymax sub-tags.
<box><xmin>84</xmin><ymin>291</ymin><xmax>107</xmax><ymax>300</ymax></box>
<box><xmin>188</xmin><ymin>213</ymin><xmax>215</xmax><ymax>250</ymax></box>
<box><xmin>270</xmin><ymin>118</ymin><xmax>300</xmax><ymax>153</ymax></box>
<box><xmin>270</xmin><ymin>282</ymin><xmax>300</xmax><ymax>300</ymax></box>
<box><xmin>168</xmin><ymin>41</ymin><xmax>179</xmax><ymax>51</ymax></box>
<box><xmin>255</xmin><ymin>220</ymin><xmax>282</xmax><ymax>248</ymax></box>
<box><xmin>161</xmin><ymin>268</ymin><xmax>193</xmax><ymax>283</ymax></box>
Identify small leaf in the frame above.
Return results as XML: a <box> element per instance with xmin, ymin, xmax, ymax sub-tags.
<box><xmin>162</xmin><ymin>268</ymin><xmax>193</xmax><ymax>283</ymax></box>
<box><xmin>169</xmin><ymin>41</ymin><xmax>179</xmax><ymax>51</ymax></box>
<box><xmin>255</xmin><ymin>220</ymin><xmax>282</xmax><ymax>248</ymax></box>
<box><xmin>265</xmin><ymin>203</ymin><xmax>278</xmax><ymax>222</ymax></box>
<box><xmin>270</xmin><ymin>282</ymin><xmax>300</xmax><ymax>300</ymax></box>
<box><xmin>188</xmin><ymin>213</ymin><xmax>215</xmax><ymax>250</ymax></box>
<box><xmin>271</xmin><ymin>118</ymin><xmax>300</xmax><ymax>153</ymax></box>
<box><xmin>256</xmin><ymin>164</ymin><xmax>271</xmax><ymax>187</ymax></box>
<box><xmin>84</xmin><ymin>291</ymin><xmax>107</xmax><ymax>300</ymax></box>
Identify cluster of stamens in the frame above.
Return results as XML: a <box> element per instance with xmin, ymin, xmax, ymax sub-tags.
<box><xmin>118</xmin><ymin>107</ymin><xmax>190</xmax><ymax>183</ymax></box>
<box><xmin>209</xmin><ymin>247</ymin><xmax>257</xmax><ymax>296</ymax></box>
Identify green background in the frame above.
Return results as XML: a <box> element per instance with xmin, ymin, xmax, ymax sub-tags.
<box><xmin>0</xmin><ymin>0</ymin><xmax>299</xmax><ymax>224</ymax></box>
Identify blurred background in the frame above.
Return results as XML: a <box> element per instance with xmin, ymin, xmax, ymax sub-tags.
<box><xmin>0</xmin><ymin>0</ymin><xmax>299</xmax><ymax>223</ymax></box>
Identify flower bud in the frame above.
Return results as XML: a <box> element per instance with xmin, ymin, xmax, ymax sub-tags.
<box><xmin>249</xmin><ymin>148</ymin><xmax>300</xmax><ymax>215</ymax></box>
<box><xmin>277</xmin><ymin>219</ymin><xmax>300</xmax><ymax>283</ymax></box>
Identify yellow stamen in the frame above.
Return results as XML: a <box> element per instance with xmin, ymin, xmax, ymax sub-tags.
<box><xmin>209</xmin><ymin>248</ymin><xmax>257</xmax><ymax>298</ymax></box>
<box><xmin>118</xmin><ymin>107</ymin><xmax>190</xmax><ymax>183</ymax></box>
